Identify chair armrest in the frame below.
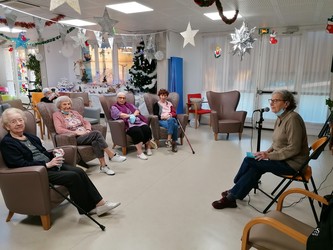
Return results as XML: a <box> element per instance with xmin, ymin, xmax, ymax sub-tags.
<box><xmin>241</xmin><ymin>217</ymin><xmax>309</xmax><ymax>250</ymax></box>
<box><xmin>84</xmin><ymin>107</ymin><xmax>101</xmax><ymax>120</ymax></box>
<box><xmin>54</xmin><ymin>133</ymin><xmax>78</xmax><ymax>147</ymax></box>
<box><xmin>92</xmin><ymin>124</ymin><xmax>107</xmax><ymax>138</ymax></box>
<box><xmin>210</xmin><ymin>110</ymin><xmax>218</xmax><ymax>130</ymax></box>
<box><xmin>231</xmin><ymin>111</ymin><xmax>247</xmax><ymax>122</ymax></box>
<box><xmin>61</xmin><ymin>145</ymin><xmax>77</xmax><ymax>166</ymax></box>
<box><xmin>0</xmin><ymin>166</ymin><xmax>51</xmax><ymax>214</ymax></box>
<box><xmin>108</xmin><ymin>120</ymin><xmax>127</xmax><ymax>147</ymax></box>
<box><xmin>149</xmin><ymin>115</ymin><xmax>160</xmax><ymax>140</ymax></box>
<box><xmin>176</xmin><ymin>114</ymin><xmax>189</xmax><ymax>130</ymax></box>
<box><xmin>276</xmin><ymin>188</ymin><xmax>328</xmax><ymax>211</ymax></box>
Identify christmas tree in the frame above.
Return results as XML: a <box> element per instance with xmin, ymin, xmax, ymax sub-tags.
<box><xmin>126</xmin><ymin>40</ymin><xmax>157</xmax><ymax>93</ymax></box>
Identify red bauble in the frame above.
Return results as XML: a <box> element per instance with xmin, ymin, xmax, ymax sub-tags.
<box><xmin>9</xmin><ymin>47</ymin><xmax>13</xmax><ymax>52</ymax></box>
<box><xmin>21</xmin><ymin>35</ymin><xmax>26</xmax><ymax>41</ymax></box>
<box><xmin>85</xmin><ymin>41</ymin><xmax>89</xmax><ymax>47</ymax></box>
<box><xmin>326</xmin><ymin>23</ymin><xmax>333</xmax><ymax>34</ymax></box>
<box><xmin>269</xmin><ymin>37</ymin><xmax>278</xmax><ymax>44</ymax></box>
<box><xmin>194</xmin><ymin>0</ymin><xmax>215</xmax><ymax>7</ymax></box>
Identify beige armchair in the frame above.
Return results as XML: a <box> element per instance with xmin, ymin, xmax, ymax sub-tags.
<box><xmin>206</xmin><ymin>90</ymin><xmax>247</xmax><ymax>140</ymax></box>
<box><xmin>143</xmin><ymin>92</ymin><xmax>188</xmax><ymax>147</ymax></box>
<box><xmin>241</xmin><ymin>188</ymin><xmax>328</xmax><ymax>250</ymax></box>
<box><xmin>99</xmin><ymin>93</ymin><xmax>135</xmax><ymax>155</ymax></box>
<box><xmin>0</xmin><ymin>110</ymin><xmax>77</xmax><ymax>230</ymax></box>
<box><xmin>69</xmin><ymin>93</ymin><xmax>101</xmax><ymax>124</ymax></box>
<box><xmin>37</xmin><ymin>97</ymin><xmax>107</xmax><ymax>167</ymax></box>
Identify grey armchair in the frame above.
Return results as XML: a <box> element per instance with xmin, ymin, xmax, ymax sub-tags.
<box><xmin>0</xmin><ymin>110</ymin><xmax>77</xmax><ymax>230</ymax></box>
<box><xmin>37</xmin><ymin>97</ymin><xmax>107</xmax><ymax>167</ymax></box>
<box><xmin>99</xmin><ymin>93</ymin><xmax>135</xmax><ymax>155</ymax></box>
<box><xmin>143</xmin><ymin>92</ymin><xmax>188</xmax><ymax>147</ymax></box>
<box><xmin>206</xmin><ymin>90</ymin><xmax>247</xmax><ymax>140</ymax></box>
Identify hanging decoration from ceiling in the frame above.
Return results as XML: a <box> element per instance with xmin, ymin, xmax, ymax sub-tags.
<box><xmin>326</xmin><ymin>16</ymin><xmax>333</xmax><ymax>34</ymax></box>
<box><xmin>0</xmin><ymin>14</ymin><xmax>65</xmax><ymax>29</ymax></box>
<box><xmin>214</xmin><ymin>46</ymin><xmax>221</xmax><ymax>58</ymax></box>
<box><xmin>193</xmin><ymin>0</ymin><xmax>239</xmax><ymax>25</ymax></box>
<box><xmin>230</xmin><ymin>22</ymin><xmax>257</xmax><ymax>60</ymax></box>
<box><xmin>50</xmin><ymin>0</ymin><xmax>81</xmax><ymax>14</ymax></box>
<box><xmin>71</xmin><ymin>29</ymin><xmax>88</xmax><ymax>48</ymax></box>
<box><xmin>0</xmin><ymin>27</ymin><xmax>75</xmax><ymax>46</ymax></box>
<box><xmin>4</xmin><ymin>9</ymin><xmax>17</xmax><ymax>30</ymax></box>
<box><xmin>269</xmin><ymin>31</ymin><xmax>278</xmax><ymax>44</ymax></box>
<box><xmin>180</xmin><ymin>22</ymin><xmax>199</xmax><ymax>48</ymax></box>
<box><xmin>94</xmin><ymin>8</ymin><xmax>118</xmax><ymax>36</ymax></box>
<box><xmin>194</xmin><ymin>0</ymin><xmax>215</xmax><ymax>7</ymax></box>
<box><xmin>144</xmin><ymin>34</ymin><xmax>156</xmax><ymax>64</ymax></box>
<box><xmin>12</xmin><ymin>32</ymin><xmax>30</xmax><ymax>49</ymax></box>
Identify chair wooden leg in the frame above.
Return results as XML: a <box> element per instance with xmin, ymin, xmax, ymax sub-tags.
<box><xmin>214</xmin><ymin>133</ymin><xmax>218</xmax><ymax>141</ymax></box>
<box><xmin>6</xmin><ymin>211</ymin><xmax>14</xmax><ymax>222</ymax></box>
<box><xmin>239</xmin><ymin>132</ymin><xmax>242</xmax><ymax>140</ymax></box>
<box><xmin>195</xmin><ymin>113</ymin><xmax>198</xmax><ymax>129</ymax></box>
<box><xmin>156</xmin><ymin>140</ymin><xmax>160</xmax><ymax>147</ymax></box>
<box><xmin>40</xmin><ymin>215</ymin><xmax>51</xmax><ymax>230</ymax></box>
<box><xmin>180</xmin><ymin>137</ymin><xmax>183</xmax><ymax>145</ymax></box>
<box><xmin>122</xmin><ymin>147</ymin><xmax>127</xmax><ymax>155</ymax></box>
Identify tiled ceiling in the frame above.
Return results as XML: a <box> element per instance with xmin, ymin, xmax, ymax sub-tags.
<box><xmin>0</xmin><ymin>0</ymin><xmax>332</xmax><ymax>36</ymax></box>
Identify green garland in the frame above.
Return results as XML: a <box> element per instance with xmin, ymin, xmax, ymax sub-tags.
<box><xmin>0</xmin><ymin>27</ymin><xmax>76</xmax><ymax>46</ymax></box>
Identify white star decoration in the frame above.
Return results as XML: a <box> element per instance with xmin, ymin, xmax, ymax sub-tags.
<box><xmin>94</xmin><ymin>8</ymin><xmax>118</xmax><ymax>35</ymax></box>
<box><xmin>180</xmin><ymin>22</ymin><xmax>199</xmax><ymax>48</ymax></box>
<box><xmin>50</xmin><ymin>0</ymin><xmax>81</xmax><ymax>14</ymax></box>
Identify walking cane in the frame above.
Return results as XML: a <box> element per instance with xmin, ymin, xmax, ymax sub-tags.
<box><xmin>177</xmin><ymin>118</ymin><xmax>195</xmax><ymax>154</ymax></box>
<box><xmin>49</xmin><ymin>183</ymin><xmax>106</xmax><ymax>231</ymax></box>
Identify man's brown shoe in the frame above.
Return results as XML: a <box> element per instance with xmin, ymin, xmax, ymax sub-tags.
<box><xmin>212</xmin><ymin>197</ymin><xmax>237</xmax><ymax>209</ymax></box>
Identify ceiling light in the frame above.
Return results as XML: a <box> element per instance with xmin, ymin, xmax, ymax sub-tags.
<box><xmin>106</xmin><ymin>1</ymin><xmax>153</xmax><ymax>14</ymax></box>
<box><xmin>204</xmin><ymin>11</ymin><xmax>242</xmax><ymax>21</ymax></box>
<box><xmin>59</xmin><ymin>19</ymin><xmax>96</xmax><ymax>26</ymax></box>
<box><xmin>0</xmin><ymin>27</ymin><xmax>26</xmax><ymax>33</ymax></box>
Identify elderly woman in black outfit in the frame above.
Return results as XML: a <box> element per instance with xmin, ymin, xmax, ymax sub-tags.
<box><xmin>0</xmin><ymin>108</ymin><xmax>120</xmax><ymax>216</ymax></box>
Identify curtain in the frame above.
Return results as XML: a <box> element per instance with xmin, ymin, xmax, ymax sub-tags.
<box><xmin>202</xmin><ymin>30</ymin><xmax>333</xmax><ymax>125</ymax></box>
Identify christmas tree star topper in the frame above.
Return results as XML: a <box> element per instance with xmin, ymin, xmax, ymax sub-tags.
<box><xmin>180</xmin><ymin>22</ymin><xmax>199</xmax><ymax>48</ymax></box>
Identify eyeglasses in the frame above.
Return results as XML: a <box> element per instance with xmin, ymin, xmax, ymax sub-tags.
<box><xmin>118</xmin><ymin>97</ymin><xmax>126</xmax><ymax>99</ymax></box>
<box><xmin>268</xmin><ymin>99</ymin><xmax>285</xmax><ymax>104</ymax></box>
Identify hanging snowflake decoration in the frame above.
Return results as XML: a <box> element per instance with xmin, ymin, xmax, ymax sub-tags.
<box><xmin>230</xmin><ymin>22</ymin><xmax>257</xmax><ymax>60</ymax></box>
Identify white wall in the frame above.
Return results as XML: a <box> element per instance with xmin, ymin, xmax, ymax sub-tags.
<box><xmin>166</xmin><ymin>31</ymin><xmax>204</xmax><ymax>111</ymax></box>
<box><xmin>43</xmin><ymin>40</ymin><xmax>81</xmax><ymax>88</ymax></box>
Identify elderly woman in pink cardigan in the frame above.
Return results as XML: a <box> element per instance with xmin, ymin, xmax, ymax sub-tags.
<box><xmin>53</xmin><ymin>96</ymin><xmax>126</xmax><ymax>175</ymax></box>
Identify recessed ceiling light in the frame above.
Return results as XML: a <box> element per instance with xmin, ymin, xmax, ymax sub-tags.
<box><xmin>204</xmin><ymin>11</ymin><xmax>242</xmax><ymax>21</ymax></box>
<box><xmin>59</xmin><ymin>19</ymin><xmax>96</xmax><ymax>26</ymax></box>
<box><xmin>106</xmin><ymin>1</ymin><xmax>153</xmax><ymax>14</ymax></box>
<box><xmin>0</xmin><ymin>27</ymin><xmax>26</xmax><ymax>33</ymax></box>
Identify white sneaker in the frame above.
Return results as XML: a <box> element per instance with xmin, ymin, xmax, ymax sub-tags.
<box><xmin>137</xmin><ymin>153</ymin><xmax>148</xmax><ymax>160</ymax></box>
<box><xmin>111</xmin><ymin>153</ymin><xmax>126</xmax><ymax>162</ymax></box>
<box><xmin>146</xmin><ymin>148</ymin><xmax>152</xmax><ymax>156</ymax></box>
<box><xmin>100</xmin><ymin>166</ymin><xmax>115</xmax><ymax>175</ymax></box>
<box><xmin>96</xmin><ymin>201</ymin><xmax>121</xmax><ymax>216</ymax></box>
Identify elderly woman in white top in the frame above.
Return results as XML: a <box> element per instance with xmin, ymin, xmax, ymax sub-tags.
<box><xmin>53</xmin><ymin>96</ymin><xmax>126</xmax><ymax>175</ymax></box>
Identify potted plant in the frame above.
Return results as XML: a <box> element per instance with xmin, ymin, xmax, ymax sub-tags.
<box><xmin>26</xmin><ymin>54</ymin><xmax>42</xmax><ymax>91</ymax></box>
